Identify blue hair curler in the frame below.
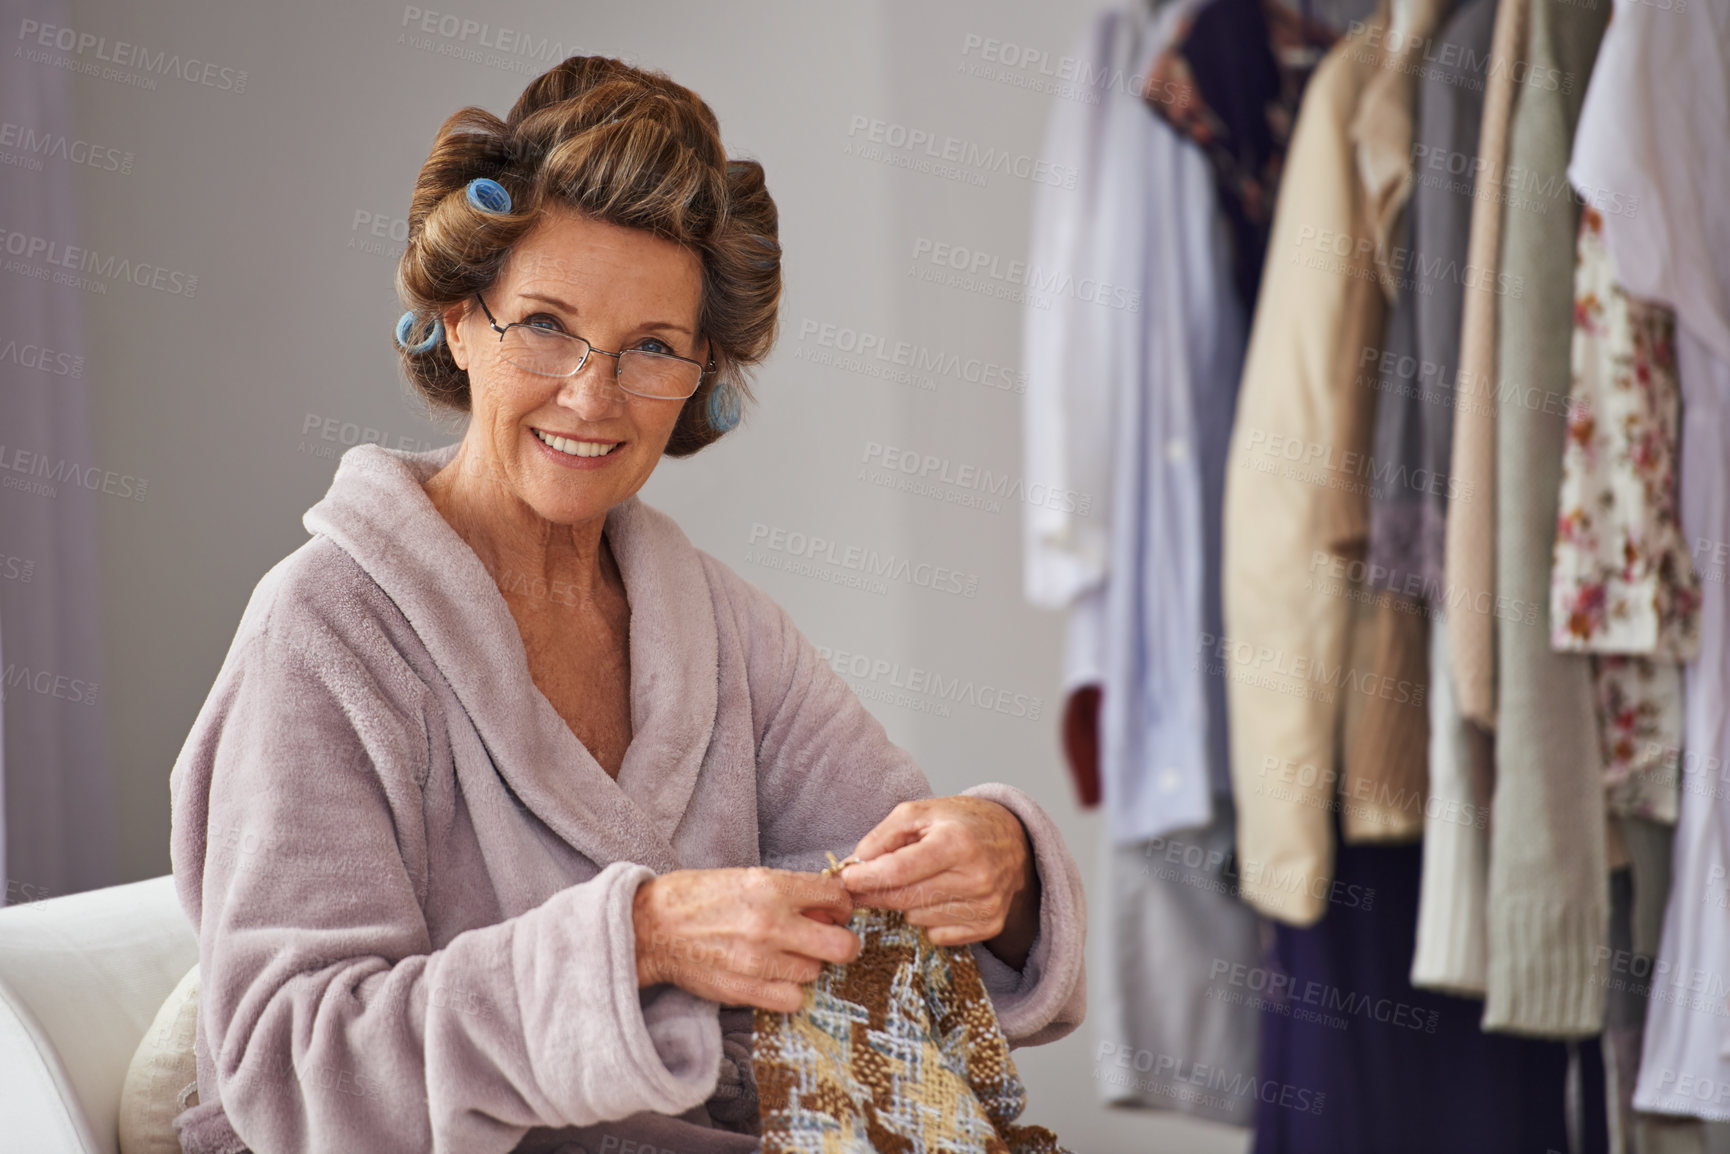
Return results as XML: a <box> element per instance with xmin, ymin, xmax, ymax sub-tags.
<box><xmin>465</xmin><ymin>177</ymin><xmax>512</xmax><ymax>214</ymax></box>
<box><xmin>394</xmin><ymin>310</ymin><xmax>444</xmax><ymax>354</ymax></box>
<box><xmin>706</xmin><ymin>381</ymin><xmax>741</xmax><ymax>432</ymax></box>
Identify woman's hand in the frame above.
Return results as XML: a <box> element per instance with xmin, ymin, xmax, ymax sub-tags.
<box><xmin>632</xmin><ymin>867</ymin><xmax>861</xmax><ymax>1012</ymax></box>
<box><xmin>838</xmin><ymin>796</ymin><xmax>1042</xmax><ymax>969</ymax></box>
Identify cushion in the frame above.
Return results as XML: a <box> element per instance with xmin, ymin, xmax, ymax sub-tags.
<box><xmin>118</xmin><ymin>964</ymin><xmax>200</xmax><ymax>1154</ymax></box>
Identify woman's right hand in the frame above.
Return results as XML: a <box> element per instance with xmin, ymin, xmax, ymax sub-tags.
<box><xmin>631</xmin><ymin>867</ymin><xmax>861</xmax><ymax>1012</ymax></box>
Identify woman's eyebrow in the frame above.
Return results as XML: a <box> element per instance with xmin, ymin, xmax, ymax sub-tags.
<box><xmin>518</xmin><ymin>292</ymin><xmax>692</xmax><ymax>338</ymax></box>
<box><xmin>520</xmin><ymin>291</ymin><xmax>578</xmax><ymax>315</ymax></box>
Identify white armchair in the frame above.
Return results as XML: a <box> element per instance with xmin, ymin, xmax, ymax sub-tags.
<box><xmin>0</xmin><ymin>876</ymin><xmax>198</xmax><ymax>1154</ymax></box>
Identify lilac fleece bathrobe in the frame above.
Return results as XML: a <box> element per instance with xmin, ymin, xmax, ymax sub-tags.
<box><xmin>167</xmin><ymin>443</ymin><xmax>1086</xmax><ymax>1154</ymax></box>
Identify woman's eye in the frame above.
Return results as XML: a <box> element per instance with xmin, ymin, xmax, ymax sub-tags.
<box><xmin>524</xmin><ymin>314</ymin><xmax>564</xmax><ymax>333</ymax></box>
<box><xmin>634</xmin><ymin>338</ymin><xmax>676</xmax><ymax>356</ymax></box>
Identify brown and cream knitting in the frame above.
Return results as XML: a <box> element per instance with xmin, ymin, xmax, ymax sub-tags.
<box><xmin>751</xmin><ymin>854</ymin><xmax>1069</xmax><ymax>1154</ymax></box>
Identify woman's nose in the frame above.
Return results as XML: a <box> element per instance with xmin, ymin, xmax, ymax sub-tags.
<box><xmin>556</xmin><ymin>354</ymin><xmax>627</xmax><ymax>416</ymax></box>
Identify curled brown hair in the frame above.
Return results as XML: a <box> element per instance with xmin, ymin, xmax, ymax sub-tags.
<box><xmin>394</xmin><ymin>56</ymin><xmax>781</xmax><ymax>456</ymax></box>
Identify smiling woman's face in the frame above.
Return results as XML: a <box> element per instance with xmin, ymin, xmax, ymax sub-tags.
<box><xmin>442</xmin><ymin>207</ymin><xmax>705</xmax><ymax>530</ymax></box>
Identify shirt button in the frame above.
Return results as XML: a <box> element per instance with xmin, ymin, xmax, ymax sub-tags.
<box><xmin>1157</xmin><ymin>768</ymin><xmax>1183</xmax><ymax>793</ymax></box>
<box><xmin>1166</xmin><ymin>438</ymin><xmax>1189</xmax><ymax>463</ymax></box>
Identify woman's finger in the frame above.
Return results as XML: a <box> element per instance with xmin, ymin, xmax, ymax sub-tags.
<box><xmin>924</xmin><ymin>922</ymin><xmax>997</xmax><ymax>948</ymax></box>
<box><xmin>849</xmin><ymin>801</ymin><xmax>932</xmax><ymax>863</ymax></box>
<box><xmin>703</xmin><ymin>970</ymin><xmax>808</xmax><ymax>1014</ymax></box>
<box><xmin>902</xmin><ymin>895</ymin><xmax>1001</xmax><ymax>932</ymax></box>
<box><xmin>755</xmin><ymin>868</ymin><xmax>855</xmax><ymax>924</ymax></box>
<box><xmin>668</xmin><ymin>937</ymin><xmax>824</xmax><ymax>991</ymax></box>
<box><xmin>841</xmin><ymin>827</ymin><xmax>962</xmax><ymax>895</ymax></box>
<box><xmin>899</xmin><ymin>880</ymin><xmax>999</xmax><ymax>918</ymax></box>
<box><xmin>750</xmin><ymin>980</ymin><xmax>809</xmax><ymax>1014</ymax></box>
<box><xmin>771</xmin><ymin>916</ymin><xmax>862</xmax><ymax>967</ymax></box>
<box><xmin>851</xmin><ymin>859</ymin><xmax>1002</xmax><ymax>948</ymax></box>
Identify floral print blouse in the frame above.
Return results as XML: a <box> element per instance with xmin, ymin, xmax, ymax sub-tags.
<box><xmin>1551</xmin><ymin>206</ymin><xmax>1700</xmax><ymax>821</ymax></box>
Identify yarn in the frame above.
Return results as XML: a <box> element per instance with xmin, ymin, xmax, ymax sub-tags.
<box><xmin>751</xmin><ymin>854</ymin><xmax>1070</xmax><ymax>1154</ymax></box>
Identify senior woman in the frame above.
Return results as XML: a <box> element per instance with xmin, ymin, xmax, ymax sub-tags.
<box><xmin>168</xmin><ymin>55</ymin><xmax>1085</xmax><ymax>1154</ymax></box>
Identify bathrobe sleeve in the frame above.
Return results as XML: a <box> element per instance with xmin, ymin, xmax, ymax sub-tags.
<box><xmin>171</xmin><ymin>584</ymin><xmax>720</xmax><ymax>1154</ymax></box>
<box><xmin>707</xmin><ymin>557</ymin><xmax>1087</xmax><ymax>1047</ymax></box>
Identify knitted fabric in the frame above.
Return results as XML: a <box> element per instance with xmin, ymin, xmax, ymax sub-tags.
<box><xmin>752</xmin><ymin>857</ymin><xmax>1070</xmax><ymax>1154</ymax></box>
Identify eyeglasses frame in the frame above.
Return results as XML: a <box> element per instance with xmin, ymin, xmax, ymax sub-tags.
<box><xmin>472</xmin><ymin>292</ymin><xmax>712</xmax><ymax>401</ymax></box>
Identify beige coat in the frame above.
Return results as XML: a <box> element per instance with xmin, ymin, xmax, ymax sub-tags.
<box><xmin>1221</xmin><ymin>2</ymin><xmax>1448</xmax><ymax>924</ymax></box>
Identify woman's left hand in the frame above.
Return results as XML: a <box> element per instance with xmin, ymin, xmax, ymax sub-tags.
<box><xmin>838</xmin><ymin>796</ymin><xmax>1041</xmax><ymax>969</ymax></box>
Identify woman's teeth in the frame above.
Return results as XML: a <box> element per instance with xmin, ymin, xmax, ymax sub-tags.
<box><xmin>535</xmin><ymin>429</ymin><xmax>620</xmax><ymax>458</ymax></box>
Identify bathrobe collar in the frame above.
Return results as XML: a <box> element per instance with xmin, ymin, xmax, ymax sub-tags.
<box><xmin>303</xmin><ymin>442</ymin><xmax>718</xmax><ymax>874</ymax></box>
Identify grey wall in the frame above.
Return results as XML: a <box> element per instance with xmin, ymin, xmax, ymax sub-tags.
<box><xmin>54</xmin><ymin>1</ymin><xmax>1249</xmax><ymax>1149</ymax></box>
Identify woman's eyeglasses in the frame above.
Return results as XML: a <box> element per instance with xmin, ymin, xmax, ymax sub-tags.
<box><xmin>474</xmin><ymin>293</ymin><xmax>710</xmax><ymax>400</ymax></box>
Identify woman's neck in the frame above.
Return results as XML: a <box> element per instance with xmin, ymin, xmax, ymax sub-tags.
<box><xmin>424</xmin><ymin>441</ymin><xmax>618</xmax><ymax>610</ymax></box>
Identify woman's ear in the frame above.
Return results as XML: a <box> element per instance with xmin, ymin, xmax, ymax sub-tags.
<box><xmin>441</xmin><ymin>299</ymin><xmax>475</xmax><ymax>372</ymax></box>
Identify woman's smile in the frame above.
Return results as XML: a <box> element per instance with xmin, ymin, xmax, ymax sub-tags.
<box><xmin>530</xmin><ymin>426</ymin><xmax>624</xmax><ymax>466</ymax></box>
